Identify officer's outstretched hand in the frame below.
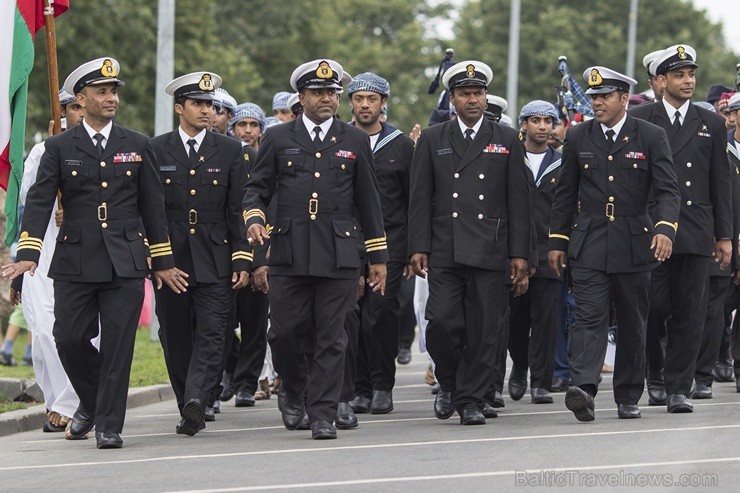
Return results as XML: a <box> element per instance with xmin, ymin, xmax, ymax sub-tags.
<box><xmin>651</xmin><ymin>233</ymin><xmax>673</xmax><ymax>262</ymax></box>
<box><xmin>155</xmin><ymin>267</ymin><xmax>189</xmax><ymax>293</ymax></box>
<box><xmin>548</xmin><ymin>250</ymin><xmax>566</xmax><ymax>277</ymax></box>
<box><xmin>232</xmin><ymin>271</ymin><xmax>249</xmax><ymax>290</ymax></box>
<box><xmin>247</xmin><ymin>224</ymin><xmax>270</xmax><ymax>246</ymax></box>
<box><xmin>367</xmin><ymin>263</ymin><xmax>387</xmax><ymax>295</ymax></box>
<box><xmin>410</xmin><ymin>253</ymin><xmax>429</xmax><ymax>278</ymax></box>
<box><xmin>1</xmin><ymin>261</ymin><xmax>37</xmax><ymax>280</ymax></box>
<box><xmin>713</xmin><ymin>239</ymin><xmax>732</xmax><ymax>270</ymax></box>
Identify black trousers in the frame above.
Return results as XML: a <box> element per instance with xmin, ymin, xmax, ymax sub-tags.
<box><xmin>570</xmin><ymin>267</ymin><xmax>650</xmax><ymax>404</ymax></box>
<box><xmin>507</xmin><ymin>277</ymin><xmax>561</xmax><ymax>389</ymax></box>
<box><xmin>233</xmin><ymin>288</ymin><xmax>269</xmax><ymax>394</ymax></box>
<box><xmin>156</xmin><ymin>281</ymin><xmax>231</xmax><ymax>412</ymax></box>
<box><xmin>341</xmin><ymin>302</ymin><xmax>361</xmax><ymax>402</ymax></box>
<box><xmin>649</xmin><ymin>254</ymin><xmax>711</xmax><ymax>395</ymax></box>
<box><xmin>398</xmin><ymin>276</ymin><xmax>417</xmax><ymax>349</ymax></box>
<box><xmin>355</xmin><ymin>261</ymin><xmax>404</xmax><ymax>394</ymax></box>
<box><xmin>490</xmin><ymin>302</ymin><xmax>510</xmax><ymax>397</ymax></box>
<box><xmin>53</xmin><ymin>276</ymin><xmax>143</xmax><ymax>434</ymax></box>
<box><xmin>268</xmin><ymin>275</ymin><xmax>355</xmax><ymax>423</ymax></box>
<box><xmin>426</xmin><ymin>266</ymin><xmax>506</xmax><ymax>412</ymax></box>
<box><xmin>695</xmin><ymin>276</ymin><xmax>732</xmax><ymax>385</ymax></box>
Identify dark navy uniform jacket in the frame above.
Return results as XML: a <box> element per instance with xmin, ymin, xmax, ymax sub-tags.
<box><xmin>150</xmin><ymin>129</ymin><xmax>251</xmax><ymax>284</ymax></box>
<box><xmin>408</xmin><ymin>117</ymin><xmax>531</xmax><ymax>270</ymax></box>
<box><xmin>549</xmin><ymin>115</ymin><xmax>681</xmax><ymax>274</ymax></box>
<box><xmin>17</xmin><ymin>123</ymin><xmax>174</xmax><ymax>281</ymax></box>
<box><xmin>526</xmin><ymin>146</ymin><xmax>563</xmax><ymax>280</ymax></box>
<box><xmin>243</xmin><ymin>117</ymin><xmax>388</xmax><ymax>280</ymax></box>
<box><xmin>630</xmin><ymin>102</ymin><xmax>732</xmax><ymax>255</ymax></box>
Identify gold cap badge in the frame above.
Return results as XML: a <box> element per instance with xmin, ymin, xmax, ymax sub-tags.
<box><xmin>198</xmin><ymin>74</ymin><xmax>214</xmax><ymax>91</ymax></box>
<box><xmin>466</xmin><ymin>64</ymin><xmax>476</xmax><ymax>78</ymax></box>
<box><xmin>101</xmin><ymin>59</ymin><xmax>117</xmax><ymax>77</ymax></box>
<box><xmin>589</xmin><ymin>68</ymin><xmax>603</xmax><ymax>87</ymax></box>
<box><xmin>316</xmin><ymin>61</ymin><xmax>333</xmax><ymax>79</ymax></box>
<box><xmin>677</xmin><ymin>46</ymin><xmax>687</xmax><ymax>59</ymax></box>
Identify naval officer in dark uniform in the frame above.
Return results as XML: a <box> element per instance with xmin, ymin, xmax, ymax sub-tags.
<box><xmin>549</xmin><ymin>66</ymin><xmax>680</xmax><ymax>421</ymax></box>
<box><xmin>630</xmin><ymin>45</ymin><xmax>733</xmax><ymax>413</ymax></box>
<box><xmin>150</xmin><ymin>72</ymin><xmax>251</xmax><ymax>435</ymax></box>
<box><xmin>243</xmin><ymin>59</ymin><xmax>388</xmax><ymax>440</ymax></box>
<box><xmin>408</xmin><ymin>60</ymin><xmax>531</xmax><ymax>425</ymax></box>
<box><xmin>2</xmin><ymin>57</ymin><xmax>186</xmax><ymax>449</ymax></box>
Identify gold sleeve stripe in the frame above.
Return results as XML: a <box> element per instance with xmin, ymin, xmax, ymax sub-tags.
<box><xmin>18</xmin><ymin>239</ymin><xmax>43</xmax><ymax>247</ymax></box>
<box><xmin>149</xmin><ymin>241</ymin><xmax>172</xmax><ymax>248</ymax></box>
<box><xmin>366</xmin><ymin>245</ymin><xmax>388</xmax><ymax>252</ymax></box>
<box><xmin>244</xmin><ymin>209</ymin><xmax>266</xmax><ymax>221</ymax></box>
<box><xmin>549</xmin><ymin>233</ymin><xmax>570</xmax><ymax>241</ymax></box>
<box><xmin>232</xmin><ymin>252</ymin><xmax>254</xmax><ymax>260</ymax></box>
<box><xmin>655</xmin><ymin>221</ymin><xmax>678</xmax><ymax>233</ymax></box>
<box><xmin>149</xmin><ymin>245</ymin><xmax>172</xmax><ymax>252</ymax></box>
<box><xmin>364</xmin><ymin>237</ymin><xmax>387</xmax><ymax>246</ymax></box>
<box><xmin>17</xmin><ymin>244</ymin><xmax>42</xmax><ymax>252</ymax></box>
<box><xmin>266</xmin><ymin>224</ymin><xmax>273</xmax><ymax>235</ymax></box>
<box><xmin>150</xmin><ymin>250</ymin><xmax>173</xmax><ymax>258</ymax></box>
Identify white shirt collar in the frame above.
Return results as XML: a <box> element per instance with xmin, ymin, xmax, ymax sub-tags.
<box><xmin>457</xmin><ymin>116</ymin><xmax>484</xmax><ymax>139</ymax></box>
<box><xmin>662</xmin><ymin>98</ymin><xmax>691</xmax><ymax>124</ymax></box>
<box><xmin>178</xmin><ymin>127</ymin><xmax>207</xmax><ymax>153</ymax></box>
<box><xmin>600</xmin><ymin>112</ymin><xmax>627</xmax><ymax>140</ymax></box>
<box><xmin>83</xmin><ymin>120</ymin><xmax>113</xmax><ymax>144</ymax></box>
<box><xmin>302</xmin><ymin>114</ymin><xmax>334</xmax><ymax>142</ymax></box>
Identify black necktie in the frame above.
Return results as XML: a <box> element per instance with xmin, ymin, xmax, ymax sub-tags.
<box><xmin>672</xmin><ymin>110</ymin><xmax>682</xmax><ymax>135</ymax></box>
<box><xmin>464</xmin><ymin>128</ymin><xmax>474</xmax><ymax>145</ymax></box>
<box><xmin>313</xmin><ymin>126</ymin><xmax>322</xmax><ymax>146</ymax></box>
<box><xmin>93</xmin><ymin>133</ymin><xmax>105</xmax><ymax>157</ymax></box>
<box><xmin>187</xmin><ymin>138</ymin><xmax>197</xmax><ymax>158</ymax></box>
<box><xmin>605</xmin><ymin>129</ymin><xmax>615</xmax><ymax>142</ymax></box>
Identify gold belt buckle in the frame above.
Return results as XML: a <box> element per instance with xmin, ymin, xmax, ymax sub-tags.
<box><xmin>188</xmin><ymin>209</ymin><xmax>198</xmax><ymax>225</ymax></box>
<box><xmin>309</xmin><ymin>198</ymin><xmax>319</xmax><ymax>215</ymax></box>
<box><xmin>605</xmin><ymin>203</ymin><xmax>615</xmax><ymax>221</ymax></box>
<box><xmin>97</xmin><ymin>203</ymin><xmax>107</xmax><ymax>221</ymax></box>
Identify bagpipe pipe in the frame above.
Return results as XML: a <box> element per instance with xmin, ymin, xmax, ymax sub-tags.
<box><xmin>552</xmin><ymin>55</ymin><xmax>593</xmax><ymax>131</ymax></box>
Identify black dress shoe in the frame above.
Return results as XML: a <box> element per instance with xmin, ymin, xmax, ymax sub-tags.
<box><xmin>212</xmin><ymin>400</ymin><xmax>221</xmax><ymax>414</ymax></box>
<box><xmin>459</xmin><ymin>407</ymin><xmax>486</xmax><ymax>425</ymax></box>
<box><xmin>349</xmin><ymin>395</ymin><xmax>371</xmax><ymax>414</ymax></box>
<box><xmin>564</xmin><ymin>387</ymin><xmax>595</xmax><ymax>422</ymax></box>
<box><xmin>434</xmin><ymin>390</ymin><xmax>455</xmax><ymax>419</ymax></box>
<box><xmin>617</xmin><ymin>404</ymin><xmax>641</xmax><ymax>419</ymax></box>
<box><xmin>204</xmin><ymin>406</ymin><xmax>216</xmax><ymax>422</ymax></box>
<box><xmin>531</xmin><ymin>388</ymin><xmax>554</xmax><ymax>404</ymax></box>
<box><xmin>666</xmin><ymin>394</ymin><xmax>693</xmax><ymax>413</ymax></box>
<box><xmin>235</xmin><ymin>390</ymin><xmax>256</xmax><ymax>407</ymax></box>
<box><xmin>68</xmin><ymin>406</ymin><xmax>95</xmax><ymax>439</ymax></box>
<box><xmin>492</xmin><ymin>391</ymin><xmax>505</xmax><ymax>408</ymax></box>
<box><xmin>550</xmin><ymin>376</ymin><xmax>570</xmax><ymax>392</ymax></box>
<box><xmin>219</xmin><ymin>372</ymin><xmax>235</xmax><ymax>402</ymax></box>
<box><xmin>430</xmin><ymin>382</ymin><xmax>441</xmax><ymax>395</ymax></box>
<box><xmin>646</xmin><ymin>372</ymin><xmax>667</xmax><ymax>406</ymax></box>
<box><xmin>370</xmin><ymin>390</ymin><xmax>393</xmax><ymax>414</ymax></box>
<box><xmin>693</xmin><ymin>383</ymin><xmax>712</xmax><ymax>399</ymax></box>
<box><xmin>335</xmin><ymin>402</ymin><xmax>358</xmax><ymax>429</ymax></box>
<box><xmin>507</xmin><ymin>368</ymin><xmax>527</xmax><ymax>401</ymax></box>
<box><xmin>397</xmin><ymin>347</ymin><xmax>411</xmax><ymax>365</ymax></box>
<box><xmin>311</xmin><ymin>419</ymin><xmax>337</xmax><ymax>439</ymax></box>
<box><xmin>482</xmin><ymin>402</ymin><xmax>498</xmax><ymax>418</ymax></box>
<box><xmin>296</xmin><ymin>413</ymin><xmax>310</xmax><ymax>430</ymax></box>
<box><xmin>95</xmin><ymin>432</ymin><xmax>123</xmax><ymax>449</ymax></box>
<box><xmin>177</xmin><ymin>399</ymin><xmax>205</xmax><ymax>436</ymax></box>
<box><xmin>281</xmin><ymin>399</ymin><xmax>306</xmax><ymax>430</ymax></box>
<box><xmin>713</xmin><ymin>360</ymin><xmax>735</xmax><ymax>382</ymax></box>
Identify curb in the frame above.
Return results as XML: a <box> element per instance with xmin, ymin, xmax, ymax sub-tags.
<box><xmin>0</xmin><ymin>383</ymin><xmax>174</xmax><ymax>437</ymax></box>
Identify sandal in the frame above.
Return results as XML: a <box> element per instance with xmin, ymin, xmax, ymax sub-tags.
<box><xmin>44</xmin><ymin>411</ymin><xmax>70</xmax><ymax>433</ymax></box>
<box><xmin>270</xmin><ymin>376</ymin><xmax>282</xmax><ymax>395</ymax></box>
<box><xmin>255</xmin><ymin>379</ymin><xmax>271</xmax><ymax>400</ymax></box>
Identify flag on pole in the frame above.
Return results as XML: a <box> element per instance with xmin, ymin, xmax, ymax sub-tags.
<box><xmin>1</xmin><ymin>0</ymin><xmax>69</xmax><ymax>246</ymax></box>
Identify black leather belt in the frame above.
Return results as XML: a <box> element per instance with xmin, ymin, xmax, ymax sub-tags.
<box><xmin>63</xmin><ymin>205</ymin><xmax>139</xmax><ymax>221</ymax></box>
<box><xmin>166</xmin><ymin>209</ymin><xmax>224</xmax><ymax>224</ymax></box>
<box><xmin>580</xmin><ymin>201</ymin><xmax>647</xmax><ymax>220</ymax></box>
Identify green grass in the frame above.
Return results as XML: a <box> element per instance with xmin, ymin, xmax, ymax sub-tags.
<box><xmin>0</xmin><ymin>328</ymin><xmax>170</xmax><ymax>388</ymax></box>
<box><xmin>0</xmin><ymin>399</ymin><xmax>31</xmax><ymax>413</ymax></box>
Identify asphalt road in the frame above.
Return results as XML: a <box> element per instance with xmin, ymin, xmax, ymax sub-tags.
<box><xmin>1</xmin><ymin>349</ymin><xmax>739</xmax><ymax>492</ymax></box>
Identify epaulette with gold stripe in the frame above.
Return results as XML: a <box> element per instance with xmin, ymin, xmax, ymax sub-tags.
<box><xmin>232</xmin><ymin>251</ymin><xmax>254</xmax><ymax>262</ymax></box>
<box><xmin>17</xmin><ymin>231</ymin><xmax>43</xmax><ymax>252</ymax></box>
<box><xmin>243</xmin><ymin>209</ymin><xmax>266</xmax><ymax>224</ymax></box>
<box><xmin>149</xmin><ymin>240</ymin><xmax>173</xmax><ymax>258</ymax></box>
<box><xmin>364</xmin><ymin>236</ymin><xmax>388</xmax><ymax>253</ymax></box>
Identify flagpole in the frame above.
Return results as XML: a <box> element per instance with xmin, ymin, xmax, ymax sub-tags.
<box><xmin>43</xmin><ymin>0</ymin><xmax>61</xmax><ymax>136</ymax></box>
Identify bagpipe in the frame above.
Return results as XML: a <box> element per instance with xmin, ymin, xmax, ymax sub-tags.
<box><xmin>552</xmin><ymin>56</ymin><xmax>593</xmax><ymax>128</ymax></box>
